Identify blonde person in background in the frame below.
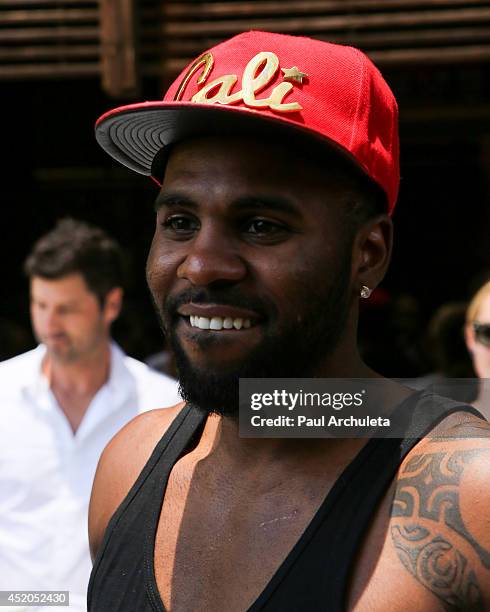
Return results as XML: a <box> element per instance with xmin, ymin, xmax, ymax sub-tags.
<box><xmin>465</xmin><ymin>280</ymin><xmax>490</xmax><ymax>420</ymax></box>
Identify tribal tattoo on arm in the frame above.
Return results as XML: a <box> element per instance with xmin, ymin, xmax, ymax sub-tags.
<box><xmin>391</xmin><ymin>447</ymin><xmax>490</xmax><ymax>611</ymax></box>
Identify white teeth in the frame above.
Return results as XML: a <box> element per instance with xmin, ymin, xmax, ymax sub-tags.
<box><xmin>189</xmin><ymin>316</ymin><xmax>252</xmax><ymax>330</ymax></box>
<box><xmin>198</xmin><ymin>317</ymin><xmax>210</xmax><ymax>330</ymax></box>
<box><xmin>210</xmin><ymin>317</ymin><xmax>223</xmax><ymax>330</ymax></box>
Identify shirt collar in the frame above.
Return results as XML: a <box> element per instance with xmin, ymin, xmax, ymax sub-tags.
<box><xmin>21</xmin><ymin>344</ymin><xmax>49</xmax><ymax>395</ymax></box>
<box><xmin>22</xmin><ymin>342</ymin><xmax>134</xmax><ymax>407</ymax></box>
<box><xmin>106</xmin><ymin>342</ymin><xmax>135</xmax><ymax>406</ymax></box>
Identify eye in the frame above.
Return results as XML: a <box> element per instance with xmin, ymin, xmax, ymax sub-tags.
<box><xmin>162</xmin><ymin>215</ymin><xmax>199</xmax><ymax>235</ymax></box>
<box><xmin>243</xmin><ymin>218</ymin><xmax>289</xmax><ymax>241</ymax></box>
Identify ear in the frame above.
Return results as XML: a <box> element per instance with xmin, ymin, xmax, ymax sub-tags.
<box><xmin>351</xmin><ymin>214</ymin><xmax>393</xmax><ymax>294</ymax></box>
<box><xmin>103</xmin><ymin>287</ymin><xmax>123</xmax><ymax>326</ymax></box>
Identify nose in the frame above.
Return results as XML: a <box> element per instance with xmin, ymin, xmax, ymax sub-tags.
<box><xmin>177</xmin><ymin>229</ymin><xmax>247</xmax><ymax>287</ymax></box>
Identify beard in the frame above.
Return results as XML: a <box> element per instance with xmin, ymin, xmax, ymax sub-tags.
<box><xmin>151</xmin><ymin>248</ymin><xmax>353</xmax><ymax>417</ymax></box>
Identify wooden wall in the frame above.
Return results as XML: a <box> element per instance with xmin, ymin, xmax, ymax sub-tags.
<box><xmin>2</xmin><ymin>1</ymin><xmax>490</xmax><ymax>96</ymax></box>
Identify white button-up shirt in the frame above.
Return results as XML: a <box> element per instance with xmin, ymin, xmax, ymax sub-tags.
<box><xmin>0</xmin><ymin>344</ymin><xmax>180</xmax><ymax>612</ymax></box>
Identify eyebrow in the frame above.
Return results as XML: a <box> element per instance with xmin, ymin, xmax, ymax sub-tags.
<box><xmin>230</xmin><ymin>196</ymin><xmax>300</xmax><ymax>217</ymax></box>
<box><xmin>153</xmin><ymin>192</ymin><xmax>197</xmax><ymax>212</ymax></box>
<box><xmin>31</xmin><ymin>297</ymin><xmax>80</xmax><ymax>308</ymax></box>
<box><xmin>154</xmin><ymin>191</ymin><xmax>300</xmax><ymax>217</ymax></box>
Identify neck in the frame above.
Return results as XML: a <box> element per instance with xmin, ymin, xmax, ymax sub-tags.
<box><xmin>198</xmin><ymin>413</ymin><xmax>365</xmax><ymax>467</ymax></box>
<box><xmin>43</xmin><ymin>341</ymin><xmax>112</xmax><ymax>396</ymax></box>
<box><xmin>196</xmin><ymin>342</ymin><xmax>385</xmax><ymax>468</ymax></box>
<box><xmin>312</xmin><ymin>343</ymin><xmax>377</xmax><ymax>379</ymax></box>
<box><xmin>306</xmin><ymin>305</ymin><xmax>377</xmax><ymax>379</ymax></box>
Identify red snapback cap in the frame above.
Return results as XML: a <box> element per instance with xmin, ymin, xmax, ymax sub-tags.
<box><xmin>95</xmin><ymin>30</ymin><xmax>399</xmax><ymax>213</ymax></box>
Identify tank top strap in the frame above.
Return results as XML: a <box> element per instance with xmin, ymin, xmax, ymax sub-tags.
<box><xmin>398</xmin><ymin>391</ymin><xmax>483</xmax><ymax>457</ymax></box>
<box><xmin>88</xmin><ymin>402</ymin><xmax>206</xmax><ymax>609</ymax></box>
<box><xmin>99</xmin><ymin>403</ymin><xmax>204</xmax><ymax>547</ymax></box>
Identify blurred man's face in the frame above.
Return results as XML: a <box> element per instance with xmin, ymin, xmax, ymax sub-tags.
<box><xmin>30</xmin><ymin>273</ymin><xmax>110</xmax><ymax>363</ymax></box>
<box><xmin>147</xmin><ymin>136</ymin><xmax>358</xmax><ymax>414</ymax></box>
<box><xmin>467</xmin><ymin>293</ymin><xmax>490</xmax><ymax>379</ymax></box>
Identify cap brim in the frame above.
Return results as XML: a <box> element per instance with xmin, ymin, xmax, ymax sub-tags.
<box><xmin>95</xmin><ymin>101</ymin><xmax>363</xmax><ymax>183</ymax></box>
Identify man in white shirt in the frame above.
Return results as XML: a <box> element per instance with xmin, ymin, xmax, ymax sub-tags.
<box><xmin>0</xmin><ymin>218</ymin><xmax>180</xmax><ymax>611</ymax></box>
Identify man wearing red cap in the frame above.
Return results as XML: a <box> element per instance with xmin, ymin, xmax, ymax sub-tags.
<box><xmin>87</xmin><ymin>32</ymin><xmax>490</xmax><ymax>610</ymax></box>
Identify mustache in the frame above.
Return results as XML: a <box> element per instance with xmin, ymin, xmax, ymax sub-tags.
<box><xmin>39</xmin><ymin>333</ymin><xmax>69</xmax><ymax>342</ymax></box>
<box><xmin>163</xmin><ymin>287</ymin><xmax>276</xmax><ymax>320</ymax></box>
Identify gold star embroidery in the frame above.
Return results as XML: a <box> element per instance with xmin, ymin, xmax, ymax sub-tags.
<box><xmin>281</xmin><ymin>66</ymin><xmax>308</xmax><ymax>84</ymax></box>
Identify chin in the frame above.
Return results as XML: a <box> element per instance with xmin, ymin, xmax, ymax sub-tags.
<box><xmin>476</xmin><ymin>368</ymin><xmax>490</xmax><ymax>379</ymax></box>
<box><xmin>183</xmin><ymin>346</ymin><xmax>254</xmax><ymax>374</ymax></box>
<box><xmin>46</xmin><ymin>347</ymin><xmax>71</xmax><ymax>360</ymax></box>
<box><xmin>177</xmin><ymin>365</ymin><xmax>241</xmax><ymax>417</ymax></box>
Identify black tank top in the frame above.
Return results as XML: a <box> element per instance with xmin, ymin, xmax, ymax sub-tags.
<box><xmin>88</xmin><ymin>392</ymin><xmax>482</xmax><ymax>611</ymax></box>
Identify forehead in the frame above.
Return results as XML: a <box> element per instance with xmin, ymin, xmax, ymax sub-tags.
<box><xmin>30</xmin><ymin>273</ymin><xmax>91</xmax><ymax>301</ymax></box>
<box><xmin>161</xmin><ymin>135</ymin><xmax>350</xmax><ymax>200</ymax></box>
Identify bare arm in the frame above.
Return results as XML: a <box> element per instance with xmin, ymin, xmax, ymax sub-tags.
<box><xmin>391</xmin><ymin>419</ymin><xmax>490</xmax><ymax>611</ymax></box>
<box><xmin>88</xmin><ymin>403</ymin><xmax>184</xmax><ymax>561</ymax></box>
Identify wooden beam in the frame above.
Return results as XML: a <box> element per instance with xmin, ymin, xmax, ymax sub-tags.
<box><xmin>369</xmin><ymin>44</ymin><xmax>490</xmax><ymax>65</ymax></box>
<box><xmin>0</xmin><ymin>45</ymin><xmax>99</xmax><ymax>61</ymax></box>
<box><xmin>99</xmin><ymin>0</ymin><xmax>140</xmax><ymax>98</ymax></box>
<box><xmin>156</xmin><ymin>44</ymin><xmax>490</xmax><ymax>76</ymax></box>
<box><xmin>2</xmin><ymin>0</ymin><xmax>95</xmax><ymax>5</ymax></box>
<box><xmin>147</xmin><ymin>26</ymin><xmax>490</xmax><ymax>56</ymax></box>
<box><xmin>0</xmin><ymin>63</ymin><xmax>99</xmax><ymax>78</ymax></box>
<box><xmin>160</xmin><ymin>0</ymin><xmax>490</xmax><ymax>19</ymax></box>
<box><xmin>1</xmin><ymin>9</ymin><xmax>99</xmax><ymax>23</ymax></box>
<box><xmin>0</xmin><ymin>27</ymin><xmax>99</xmax><ymax>42</ymax></box>
<box><xmin>157</xmin><ymin>8</ymin><xmax>490</xmax><ymax>37</ymax></box>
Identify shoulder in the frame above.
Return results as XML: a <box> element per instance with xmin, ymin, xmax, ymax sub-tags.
<box><xmin>390</xmin><ymin>412</ymin><xmax>490</xmax><ymax>609</ymax></box>
<box><xmin>401</xmin><ymin>408</ymin><xmax>490</xmax><ymax>474</ymax></box>
<box><xmin>113</xmin><ymin>345</ymin><xmax>181</xmax><ymax>408</ymax></box>
<box><xmin>0</xmin><ymin>346</ymin><xmax>42</xmax><ymax>390</ymax></box>
<box><xmin>88</xmin><ymin>402</ymin><xmax>185</xmax><ymax>560</ymax></box>
<box><xmin>0</xmin><ymin>346</ymin><xmax>42</xmax><ymax>370</ymax></box>
<box><xmin>122</xmin><ymin>353</ymin><xmax>178</xmax><ymax>390</ymax></box>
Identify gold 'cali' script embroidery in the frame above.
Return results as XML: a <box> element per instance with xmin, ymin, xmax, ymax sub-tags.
<box><xmin>174</xmin><ymin>51</ymin><xmax>303</xmax><ymax>113</ymax></box>
<box><xmin>174</xmin><ymin>52</ymin><xmax>214</xmax><ymax>102</ymax></box>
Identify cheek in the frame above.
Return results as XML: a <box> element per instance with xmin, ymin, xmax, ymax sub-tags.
<box><xmin>30</xmin><ymin>308</ymin><xmax>40</xmax><ymax>328</ymax></box>
<box><xmin>146</xmin><ymin>241</ymin><xmax>181</xmax><ymax>298</ymax></box>
<box><xmin>69</xmin><ymin>314</ymin><xmax>93</xmax><ymax>335</ymax></box>
<box><xmin>293</xmin><ymin>233</ymin><xmax>344</xmax><ymax>281</ymax></box>
<box><xmin>30</xmin><ymin>309</ymin><xmax>53</xmax><ymax>333</ymax></box>
<box><xmin>473</xmin><ymin>346</ymin><xmax>490</xmax><ymax>377</ymax></box>
<box><xmin>253</xmin><ymin>243</ymin><xmax>340</xmax><ymax>314</ymax></box>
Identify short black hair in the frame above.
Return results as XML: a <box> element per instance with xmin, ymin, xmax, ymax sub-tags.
<box><xmin>24</xmin><ymin>218</ymin><xmax>126</xmax><ymax>305</ymax></box>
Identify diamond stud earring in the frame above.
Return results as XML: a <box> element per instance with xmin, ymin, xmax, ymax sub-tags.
<box><xmin>360</xmin><ymin>285</ymin><xmax>372</xmax><ymax>299</ymax></box>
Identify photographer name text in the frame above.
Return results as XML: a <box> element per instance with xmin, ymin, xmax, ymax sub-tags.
<box><xmin>250</xmin><ymin>415</ymin><xmax>391</xmax><ymax>428</ymax></box>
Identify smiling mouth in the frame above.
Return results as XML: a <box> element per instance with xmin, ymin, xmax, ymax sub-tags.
<box><xmin>187</xmin><ymin>315</ymin><xmax>253</xmax><ymax>331</ymax></box>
